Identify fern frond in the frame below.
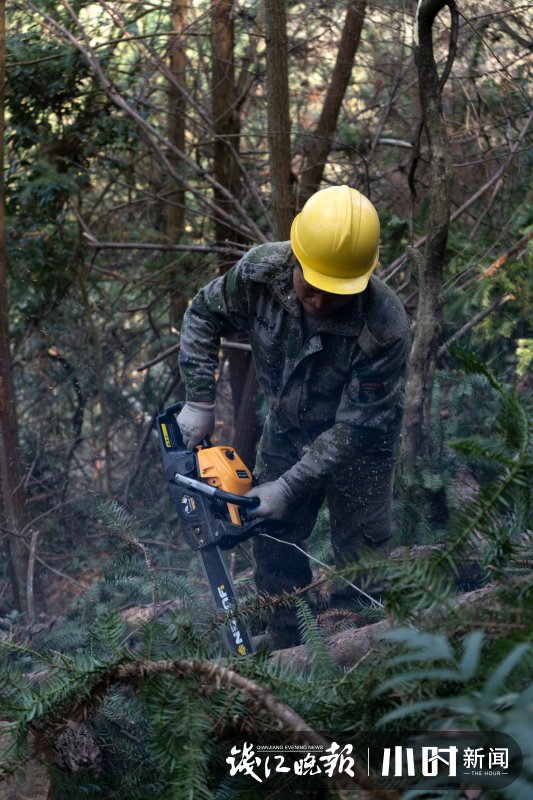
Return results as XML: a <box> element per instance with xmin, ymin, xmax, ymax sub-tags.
<box><xmin>295</xmin><ymin>598</ymin><xmax>339</xmax><ymax>679</ymax></box>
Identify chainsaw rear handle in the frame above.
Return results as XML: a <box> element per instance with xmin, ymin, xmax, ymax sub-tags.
<box><xmin>212</xmin><ymin>489</ymin><xmax>260</xmax><ymax>509</ymax></box>
<box><xmin>173</xmin><ymin>472</ymin><xmax>260</xmax><ymax>509</ymax></box>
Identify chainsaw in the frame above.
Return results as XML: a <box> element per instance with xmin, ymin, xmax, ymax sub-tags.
<box><xmin>157</xmin><ymin>402</ymin><xmax>263</xmax><ymax>656</ymax></box>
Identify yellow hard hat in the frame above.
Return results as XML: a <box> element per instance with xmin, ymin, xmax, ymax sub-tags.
<box><xmin>290</xmin><ymin>185</ymin><xmax>380</xmax><ymax>295</ymax></box>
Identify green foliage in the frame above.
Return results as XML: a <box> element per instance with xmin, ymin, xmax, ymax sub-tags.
<box><xmin>1</xmin><ymin>438</ymin><xmax>533</xmax><ymax>797</ymax></box>
<box><xmin>335</xmin><ymin>122</ymin><xmax>370</xmax><ymax>156</ymax></box>
<box><xmin>379</xmin><ymin>211</ymin><xmax>410</xmax><ymax>264</ymax></box>
<box><xmin>446</xmin><ymin>349</ymin><xmax>532</xmax><ymax>569</ymax></box>
<box><xmin>306</xmin><ymin>502</ymin><xmax>334</xmax><ymax>565</ymax></box>
<box><xmin>375</xmin><ymin>629</ymin><xmax>533</xmax><ymax>797</ymax></box>
<box><xmin>140</xmin><ymin>677</ymin><xmax>214</xmax><ymax>799</ymax></box>
<box><xmin>362</xmin><ymin>351</ymin><xmax>532</xmax><ymax>621</ymax></box>
<box><xmin>295</xmin><ymin>599</ymin><xmax>339</xmax><ymax>679</ymax></box>
<box><xmin>444</xmin><ymin>236</ymin><xmax>533</xmax><ymax>381</ymax></box>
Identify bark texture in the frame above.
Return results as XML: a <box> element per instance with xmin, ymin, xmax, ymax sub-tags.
<box><xmin>166</xmin><ymin>0</ymin><xmax>188</xmax><ymax>328</ymax></box>
<box><xmin>212</xmin><ymin>0</ymin><xmax>241</xmax><ymax>247</ymax></box>
<box><xmin>264</xmin><ymin>0</ymin><xmax>293</xmax><ymax>239</ymax></box>
<box><xmin>166</xmin><ymin>0</ymin><xmax>187</xmax><ymax>245</ymax></box>
<box><xmin>400</xmin><ymin>0</ymin><xmax>456</xmax><ymax>469</ymax></box>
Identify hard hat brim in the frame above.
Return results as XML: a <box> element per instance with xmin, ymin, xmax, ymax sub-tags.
<box><xmin>295</xmin><ymin>250</ymin><xmax>379</xmax><ymax>295</ymax></box>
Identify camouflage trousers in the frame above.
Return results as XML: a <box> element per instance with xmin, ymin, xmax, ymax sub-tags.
<box><xmin>251</xmin><ymin>414</ymin><xmax>398</xmax><ymax>640</ymax></box>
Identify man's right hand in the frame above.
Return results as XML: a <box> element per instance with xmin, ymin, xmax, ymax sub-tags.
<box><xmin>176</xmin><ymin>401</ymin><xmax>215</xmax><ymax>451</ymax></box>
<box><xmin>245</xmin><ymin>477</ymin><xmax>294</xmax><ymax>520</ymax></box>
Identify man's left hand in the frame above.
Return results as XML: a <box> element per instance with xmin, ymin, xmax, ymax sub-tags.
<box><xmin>245</xmin><ymin>477</ymin><xmax>294</xmax><ymax>520</ymax></box>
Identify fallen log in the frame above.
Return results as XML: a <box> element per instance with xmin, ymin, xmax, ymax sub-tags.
<box><xmin>271</xmin><ymin>584</ymin><xmax>497</xmax><ymax>668</ymax></box>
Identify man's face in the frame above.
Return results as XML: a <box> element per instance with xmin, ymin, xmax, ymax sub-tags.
<box><xmin>292</xmin><ymin>261</ymin><xmax>354</xmax><ymax>317</ymax></box>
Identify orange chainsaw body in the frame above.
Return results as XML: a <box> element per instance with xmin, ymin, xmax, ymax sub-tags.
<box><xmin>196</xmin><ymin>446</ymin><xmax>253</xmax><ymax>525</ymax></box>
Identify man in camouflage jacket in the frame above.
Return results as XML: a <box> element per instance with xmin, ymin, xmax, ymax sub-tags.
<box><xmin>178</xmin><ymin>186</ymin><xmax>411</xmax><ymax>648</ymax></box>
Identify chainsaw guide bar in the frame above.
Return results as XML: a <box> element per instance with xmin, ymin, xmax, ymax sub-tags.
<box><xmin>157</xmin><ymin>402</ymin><xmax>261</xmax><ymax>656</ymax></box>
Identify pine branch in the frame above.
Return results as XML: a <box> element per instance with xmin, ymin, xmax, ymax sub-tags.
<box><xmin>14</xmin><ymin>655</ymin><xmax>395</xmax><ymax>798</ymax></box>
<box><xmin>97</xmin><ymin>500</ymin><xmax>158</xmax><ymax>605</ymax></box>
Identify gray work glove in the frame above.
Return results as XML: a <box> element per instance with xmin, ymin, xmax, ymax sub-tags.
<box><xmin>245</xmin><ymin>477</ymin><xmax>294</xmax><ymax>520</ymax></box>
<box><xmin>176</xmin><ymin>401</ymin><xmax>215</xmax><ymax>451</ymax></box>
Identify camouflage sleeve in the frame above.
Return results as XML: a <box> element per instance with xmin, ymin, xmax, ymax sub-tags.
<box><xmin>281</xmin><ymin>331</ymin><xmax>411</xmax><ymax>498</ymax></box>
<box><xmin>178</xmin><ymin>259</ymin><xmax>250</xmax><ymax>402</ymax></box>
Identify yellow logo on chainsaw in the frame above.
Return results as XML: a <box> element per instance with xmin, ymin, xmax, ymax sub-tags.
<box><xmin>161</xmin><ymin>423</ymin><xmax>171</xmax><ymax>449</ymax></box>
<box><xmin>218</xmin><ymin>585</ymin><xmax>246</xmax><ymax>650</ymax></box>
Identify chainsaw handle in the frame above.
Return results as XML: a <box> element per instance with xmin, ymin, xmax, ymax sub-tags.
<box><xmin>213</xmin><ymin>488</ymin><xmax>260</xmax><ymax>509</ymax></box>
<box><xmin>173</xmin><ymin>472</ymin><xmax>259</xmax><ymax>508</ymax></box>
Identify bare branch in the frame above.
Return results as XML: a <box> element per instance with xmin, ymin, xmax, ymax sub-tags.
<box><xmin>298</xmin><ymin>0</ymin><xmax>367</xmax><ymax>204</ymax></box>
<box><xmin>478</xmin><ymin>231</ymin><xmax>533</xmax><ymax>281</ymax></box>
<box><xmin>27</xmin><ymin>0</ymin><xmax>267</xmax><ymax>244</ymax></box>
<box><xmin>135</xmin><ymin>338</ymin><xmax>252</xmax><ymax>373</ymax></box>
<box><xmin>26</xmin><ymin>530</ymin><xmax>39</xmax><ymax>622</ymax></box>
<box><xmin>401</xmin><ymin>0</ymin><xmax>455</xmax><ymax>467</ymax></box>
<box><xmin>439</xmin><ymin>1</ymin><xmax>459</xmax><ymax>89</ymax></box>
<box><xmin>82</xmin><ymin>235</ymin><xmax>245</xmax><ymax>256</ymax></box>
<box><xmin>437</xmin><ymin>292</ymin><xmax>515</xmax><ymax>358</ymax></box>
<box><xmin>377</xmin><ymin>138</ymin><xmax>413</xmax><ymax>149</ymax></box>
<box><xmin>382</xmin><ymin>107</ymin><xmax>533</xmax><ymax>282</ymax></box>
<box><xmin>136</xmin><ymin>343</ymin><xmax>181</xmax><ymax>373</ymax></box>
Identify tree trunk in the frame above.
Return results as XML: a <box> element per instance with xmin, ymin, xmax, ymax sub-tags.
<box><xmin>231</xmin><ymin>355</ymin><xmax>262</xmax><ymax>470</ymax></box>
<box><xmin>78</xmin><ymin>268</ymin><xmax>113</xmax><ymax>497</ymax></box>
<box><xmin>400</xmin><ymin>0</ymin><xmax>456</xmax><ymax>470</ymax></box>
<box><xmin>298</xmin><ymin>0</ymin><xmax>367</xmax><ymax>206</ymax></box>
<box><xmin>166</xmin><ymin>0</ymin><xmax>188</xmax><ymax>329</ymax></box>
<box><xmin>264</xmin><ymin>0</ymin><xmax>293</xmax><ymax>240</ymax></box>
<box><xmin>211</xmin><ymin>0</ymin><xmax>241</xmax><ymax>248</ymax></box>
<box><xmin>0</xmin><ymin>1</ymin><xmax>32</xmax><ymax>613</ymax></box>
<box><xmin>211</xmin><ymin>0</ymin><xmax>260</xmax><ymax>463</ymax></box>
